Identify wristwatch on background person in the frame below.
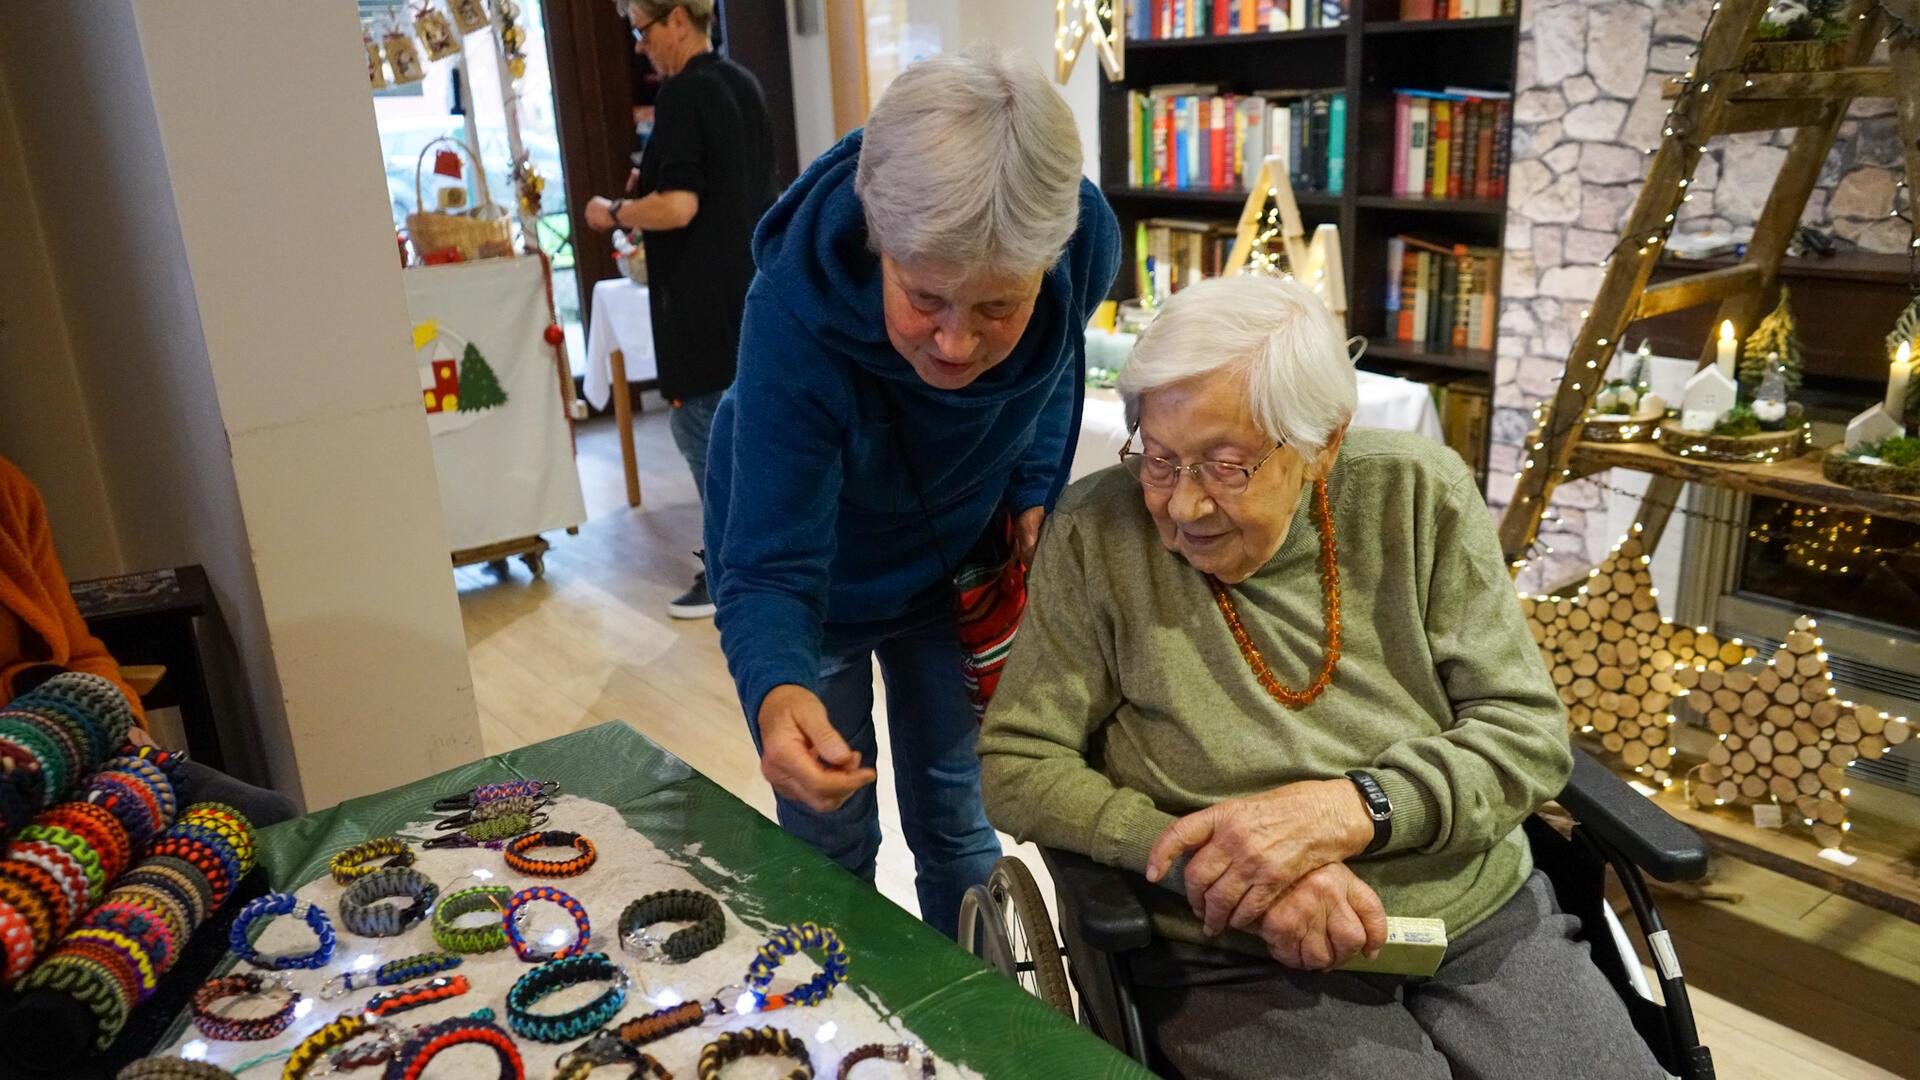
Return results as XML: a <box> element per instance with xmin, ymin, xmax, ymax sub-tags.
<box><xmin>606</xmin><ymin>198</ymin><xmax>627</xmax><ymax>229</ymax></box>
<box><xmin>1345</xmin><ymin>770</ymin><xmax>1392</xmax><ymax>856</ymax></box>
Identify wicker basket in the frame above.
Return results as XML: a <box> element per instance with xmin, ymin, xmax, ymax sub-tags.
<box><xmin>1742</xmin><ymin>39</ymin><xmax>1848</xmax><ymax>73</ymax></box>
<box><xmin>406</xmin><ymin>137</ymin><xmax>513</xmax><ymax>264</ymax></box>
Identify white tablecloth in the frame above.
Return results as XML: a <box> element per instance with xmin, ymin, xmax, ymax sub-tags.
<box><xmin>584</xmin><ymin>276</ymin><xmax>658</xmax><ymax>409</ymax></box>
<box><xmin>1071</xmin><ymin>371</ymin><xmax>1445</xmax><ymax>482</ymax></box>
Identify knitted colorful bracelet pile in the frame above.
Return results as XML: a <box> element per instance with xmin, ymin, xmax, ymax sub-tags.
<box><xmin>432</xmin><ymin>885</ymin><xmax>511</xmax><ymax>953</ymax></box>
<box><xmin>230</xmin><ymin>891</ymin><xmax>337</xmax><ymax>969</ymax></box>
<box><xmin>838</xmin><ymin>1044</ymin><xmax>936</xmax><ymax>1080</ymax></box>
<box><xmin>281</xmin><ymin>1011</ymin><xmax>373</xmax><ymax>1080</ymax></box>
<box><xmin>0</xmin><ymin>673</ymin><xmax>135</xmax><ymax>838</ymax></box>
<box><xmin>365</xmin><ymin>974</ymin><xmax>470</xmax><ymax>1018</ymax></box>
<box><xmin>85</xmin><ymin>754</ymin><xmax>179</xmax><ymax>850</ymax></box>
<box><xmin>322</xmin><ymin>951</ymin><xmax>464</xmax><ymax>999</ymax></box>
<box><xmin>118</xmin><ymin>1058</ymin><xmax>241</xmax><ymax>1080</ymax></box>
<box><xmin>341</xmin><ymin>867</ymin><xmax>438</xmax><ymax>938</ymax></box>
<box><xmin>380</xmin><ymin>1013</ymin><xmax>525</xmax><ymax>1080</ymax></box>
<box><xmin>329</xmin><ymin>837</ymin><xmax>414</xmax><ymax>885</ymax></box>
<box><xmin>16</xmin><ymin>803</ymin><xmax>255</xmax><ymax>1048</ymax></box>
<box><xmin>619</xmin><ymin>889</ymin><xmax>725</xmax><ymax>963</ymax></box>
<box><xmin>431</xmin><ymin>778</ymin><xmax>558</xmax><ymax>812</ymax></box>
<box><xmin>698</xmin><ymin>1026</ymin><xmax>813</xmax><ymax>1080</ymax></box>
<box><xmin>502</xmin><ymin>830</ymin><xmax>597</xmax><ymax>877</ymax></box>
<box><xmin>505</xmin><ymin>951</ymin><xmax>630</xmax><ymax>1042</ymax></box>
<box><xmin>502</xmin><ymin>884</ymin><xmax>591</xmax><ymax>961</ymax></box>
<box><xmin>744</xmin><ymin>922</ymin><xmax>848</xmax><ymax>1009</ymax></box>
<box><xmin>191</xmin><ymin>972</ymin><xmax>300</xmax><ymax>1041</ymax></box>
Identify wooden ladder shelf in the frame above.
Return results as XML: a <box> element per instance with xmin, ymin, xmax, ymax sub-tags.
<box><xmin>1497</xmin><ymin>0</ymin><xmax>1920</xmax><ymax>565</ymax></box>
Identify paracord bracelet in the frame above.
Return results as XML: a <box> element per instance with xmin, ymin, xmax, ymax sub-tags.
<box><xmin>0</xmin><ymin>862</ymin><xmax>65</xmax><ymax>949</ymax></box>
<box><xmin>432</xmin><ymin>885</ymin><xmax>511</xmax><ymax>953</ymax></box>
<box><xmin>341</xmin><ymin>867</ymin><xmax>438</xmax><ymax>938</ymax></box>
<box><xmin>502</xmin><ymin>830</ymin><xmax>597</xmax><ymax>878</ymax></box>
<box><xmin>281</xmin><ymin>1011</ymin><xmax>371</xmax><ymax>1080</ymax></box>
<box><xmin>66</xmin><ymin>926</ymin><xmax>159</xmax><ymax>998</ymax></box>
<box><xmin>91</xmin><ymin>899</ymin><xmax>181</xmax><ymax>974</ymax></box>
<box><xmin>381</xmin><ymin>1013</ymin><xmax>525</xmax><ymax>1080</ymax></box>
<box><xmin>119</xmin><ymin>1058</ymin><xmax>241</xmax><ymax>1080</ymax></box>
<box><xmin>619</xmin><ymin>889</ymin><xmax>725</xmax><ymax>963</ymax></box>
<box><xmin>837</xmin><ymin>1043</ymin><xmax>936</xmax><ymax>1080</ymax></box>
<box><xmin>505</xmin><ymin>951</ymin><xmax>630</xmax><ymax>1043</ymax></box>
<box><xmin>329</xmin><ymin>837</ymin><xmax>415</xmax><ymax>885</ymax></box>
<box><xmin>594</xmin><ymin>993</ymin><xmax>731</xmax><ymax>1050</ymax></box>
<box><xmin>432</xmin><ymin>779</ymin><xmax>558</xmax><ymax>812</ymax></box>
<box><xmin>20</xmin><ymin>950</ymin><xmax>131</xmax><ymax>1044</ymax></box>
<box><xmin>554</xmin><ymin>1035</ymin><xmax>673</xmax><ymax>1080</ymax></box>
<box><xmin>698</xmin><ymin>1026</ymin><xmax>813</xmax><ymax>1080</ymax></box>
<box><xmin>179</xmin><ymin>803</ymin><xmax>256</xmax><ymax>862</ymax></box>
<box><xmin>434</xmin><ymin>795</ymin><xmax>546</xmax><ymax>830</ymax></box>
<box><xmin>321</xmin><ymin>951</ymin><xmax>463</xmax><ymax>999</ymax></box>
<box><xmin>744</xmin><ymin>922</ymin><xmax>849</xmax><ymax>1009</ymax></box>
<box><xmin>147</xmin><ymin>833</ymin><xmax>234</xmax><ymax>907</ymax></box>
<box><xmin>191</xmin><ymin>972</ymin><xmax>300</xmax><ymax>1041</ymax></box>
<box><xmin>503</xmin><ymin>885</ymin><xmax>591</xmax><ymax>961</ymax></box>
<box><xmin>120</xmin><ymin>858</ymin><xmax>212</xmax><ymax>927</ymax></box>
<box><xmin>38</xmin><ymin>801</ymin><xmax>133</xmax><ymax>879</ymax></box>
<box><xmin>14</xmin><ymin>823</ymin><xmax>105</xmax><ymax>902</ymax></box>
<box><xmin>7</xmin><ymin>838</ymin><xmax>92</xmax><ymax>919</ymax></box>
<box><xmin>0</xmin><ymin>895</ymin><xmax>38</xmax><ymax>980</ymax></box>
<box><xmin>230</xmin><ymin>892</ymin><xmax>337</xmax><ymax>969</ymax></box>
<box><xmin>365</xmin><ymin>974</ymin><xmax>471</xmax><ymax>1018</ymax></box>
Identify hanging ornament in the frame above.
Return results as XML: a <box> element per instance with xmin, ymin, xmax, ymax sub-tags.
<box><xmin>384</xmin><ymin>25</ymin><xmax>427</xmax><ymax>85</ymax></box>
<box><xmin>496</xmin><ymin>0</ymin><xmax>528</xmax><ymax>82</ymax></box>
<box><xmin>364</xmin><ymin>25</ymin><xmax>388</xmax><ymax>90</ymax></box>
<box><xmin>434</xmin><ymin>149</ymin><xmax>466</xmax><ymax>180</ymax></box>
<box><xmin>414</xmin><ymin>2</ymin><xmax>463</xmax><ymax>61</ymax></box>
<box><xmin>447</xmin><ymin>0</ymin><xmax>491</xmax><ymax>35</ymax></box>
<box><xmin>512</xmin><ymin>157</ymin><xmax>546</xmax><ymax>217</ymax></box>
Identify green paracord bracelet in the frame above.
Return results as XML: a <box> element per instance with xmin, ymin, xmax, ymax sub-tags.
<box><xmin>432</xmin><ymin>885</ymin><xmax>512</xmax><ymax>953</ymax></box>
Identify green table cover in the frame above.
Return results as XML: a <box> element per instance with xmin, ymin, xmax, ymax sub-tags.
<box><xmin>241</xmin><ymin>721</ymin><xmax>1154</xmax><ymax>1078</ymax></box>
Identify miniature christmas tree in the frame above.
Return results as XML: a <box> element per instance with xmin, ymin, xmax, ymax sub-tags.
<box><xmin>457</xmin><ymin>344</ymin><xmax>509</xmax><ymax>412</ymax></box>
<box><xmin>1889</xmin><ymin>293</ymin><xmax>1920</xmax><ymax>430</ymax></box>
<box><xmin>1743</xmin><ymin>287</ymin><xmax>1803</xmax><ymax>402</ymax></box>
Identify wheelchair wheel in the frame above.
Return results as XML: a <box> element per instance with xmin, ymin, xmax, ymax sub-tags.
<box><xmin>958</xmin><ymin>856</ymin><xmax>1073</xmax><ymax>1017</ymax></box>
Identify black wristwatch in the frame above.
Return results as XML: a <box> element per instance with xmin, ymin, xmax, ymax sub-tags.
<box><xmin>1345</xmin><ymin>770</ymin><xmax>1392</xmax><ymax>856</ymax></box>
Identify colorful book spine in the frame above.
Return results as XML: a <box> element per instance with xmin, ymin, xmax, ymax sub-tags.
<box><xmin>1491</xmin><ymin>100</ymin><xmax>1511</xmax><ymax>198</ymax></box>
<box><xmin>1408</xmin><ymin>97</ymin><xmax>1430</xmax><ymax>197</ymax></box>
<box><xmin>1473</xmin><ymin>101</ymin><xmax>1495</xmax><ymax>199</ymax></box>
<box><xmin>1327</xmin><ymin>92</ymin><xmax>1346</xmax><ymax>195</ymax></box>
<box><xmin>1385</xmin><ymin>236</ymin><xmax>1406</xmax><ymax>317</ymax></box>
<box><xmin>1428</xmin><ymin>100</ymin><xmax>1451</xmax><ymax>199</ymax></box>
<box><xmin>1213</xmin><ymin>0</ymin><xmax>1231</xmax><ymax>35</ymax></box>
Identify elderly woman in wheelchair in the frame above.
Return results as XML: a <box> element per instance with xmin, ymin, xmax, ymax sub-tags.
<box><xmin>977</xmin><ymin>275</ymin><xmax>1668</xmax><ymax>1079</ymax></box>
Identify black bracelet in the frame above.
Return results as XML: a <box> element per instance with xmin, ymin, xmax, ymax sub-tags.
<box><xmin>619</xmin><ymin>889</ymin><xmax>725</xmax><ymax>963</ymax></box>
<box><xmin>505</xmin><ymin>952</ymin><xmax>629</xmax><ymax>1043</ymax></box>
<box><xmin>699</xmin><ymin>1026</ymin><xmax>812</xmax><ymax>1080</ymax></box>
<box><xmin>838</xmin><ymin>1044</ymin><xmax>935</xmax><ymax>1080</ymax></box>
<box><xmin>341</xmin><ymin>867</ymin><xmax>438</xmax><ymax>938</ymax></box>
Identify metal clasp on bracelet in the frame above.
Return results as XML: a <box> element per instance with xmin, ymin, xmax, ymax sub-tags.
<box><xmin>620</xmin><ymin>927</ymin><xmax>673</xmax><ymax>962</ymax></box>
<box><xmin>555</xmin><ymin>1029</ymin><xmax>639</xmax><ymax>1072</ymax></box>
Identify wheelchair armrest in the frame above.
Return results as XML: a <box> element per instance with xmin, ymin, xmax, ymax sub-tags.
<box><xmin>1554</xmin><ymin>748</ymin><xmax>1710</xmax><ymax>882</ymax></box>
<box><xmin>1038</xmin><ymin>846</ymin><xmax>1154</xmax><ymax>954</ymax></box>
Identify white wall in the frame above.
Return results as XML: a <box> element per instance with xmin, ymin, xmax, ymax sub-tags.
<box><xmin>788</xmin><ymin>0</ymin><xmax>837</xmax><ymax>166</ymax></box>
<box><xmin>0</xmin><ymin>0</ymin><xmax>484</xmax><ymax>809</ymax></box>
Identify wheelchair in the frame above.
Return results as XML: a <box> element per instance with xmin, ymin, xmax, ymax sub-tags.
<box><xmin>960</xmin><ymin>749</ymin><xmax>1718</xmax><ymax>1079</ymax></box>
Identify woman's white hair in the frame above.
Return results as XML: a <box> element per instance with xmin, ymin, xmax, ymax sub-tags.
<box><xmin>856</xmin><ymin>47</ymin><xmax>1082</xmax><ymax>277</ymax></box>
<box><xmin>615</xmin><ymin>0</ymin><xmax>713</xmax><ymax>31</ymax></box>
<box><xmin>1119</xmin><ymin>275</ymin><xmax>1358</xmax><ymax>457</ymax></box>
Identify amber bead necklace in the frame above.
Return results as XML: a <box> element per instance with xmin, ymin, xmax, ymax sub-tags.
<box><xmin>1205</xmin><ymin>478</ymin><xmax>1342</xmax><ymax>708</ymax></box>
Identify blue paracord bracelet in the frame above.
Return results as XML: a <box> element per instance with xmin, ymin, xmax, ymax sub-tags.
<box><xmin>230</xmin><ymin>891</ymin><xmax>338</xmax><ymax>970</ymax></box>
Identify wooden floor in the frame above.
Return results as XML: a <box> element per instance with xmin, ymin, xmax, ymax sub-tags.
<box><xmin>462</xmin><ymin>409</ymin><xmax>1917</xmax><ymax>1079</ymax></box>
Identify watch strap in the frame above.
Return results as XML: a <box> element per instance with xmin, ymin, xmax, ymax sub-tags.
<box><xmin>1345</xmin><ymin>770</ymin><xmax>1392</xmax><ymax>856</ymax></box>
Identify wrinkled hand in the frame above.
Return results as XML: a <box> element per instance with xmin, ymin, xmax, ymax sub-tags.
<box><xmin>1145</xmin><ymin>779</ymin><xmax>1375</xmax><ymax>936</ymax></box>
<box><xmin>585</xmin><ymin>196</ymin><xmax>618</xmax><ymax>232</ymax></box>
<box><xmin>1259</xmin><ymin>862</ymin><xmax>1388</xmax><ymax>971</ymax></box>
<box><xmin>1014</xmin><ymin>506</ymin><xmax>1046</xmax><ymax>569</ymax></box>
<box><xmin>757</xmin><ymin>684</ymin><xmax>877</xmax><ymax>812</ymax></box>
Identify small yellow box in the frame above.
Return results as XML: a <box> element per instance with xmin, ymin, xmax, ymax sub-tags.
<box><xmin>1335</xmin><ymin>916</ymin><xmax>1448</xmax><ymax>977</ymax></box>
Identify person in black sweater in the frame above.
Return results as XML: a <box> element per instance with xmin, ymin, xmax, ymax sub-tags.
<box><xmin>587</xmin><ymin>0</ymin><xmax>775</xmax><ymax>619</ymax></box>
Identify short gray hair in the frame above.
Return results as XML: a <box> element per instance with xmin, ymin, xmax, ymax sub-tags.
<box><xmin>1119</xmin><ymin>276</ymin><xmax>1357</xmax><ymax>457</ymax></box>
<box><xmin>615</xmin><ymin>0</ymin><xmax>713</xmax><ymax>31</ymax></box>
<box><xmin>856</xmin><ymin>47</ymin><xmax>1082</xmax><ymax>277</ymax></box>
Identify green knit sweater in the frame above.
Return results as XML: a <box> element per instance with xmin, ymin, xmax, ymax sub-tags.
<box><xmin>978</xmin><ymin>429</ymin><xmax>1572</xmax><ymax>953</ymax></box>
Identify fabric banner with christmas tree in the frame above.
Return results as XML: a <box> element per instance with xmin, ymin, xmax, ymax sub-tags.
<box><xmin>403</xmin><ymin>255</ymin><xmax>586</xmax><ymax>551</ymax></box>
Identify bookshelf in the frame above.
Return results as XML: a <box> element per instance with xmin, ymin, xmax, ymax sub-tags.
<box><xmin>1097</xmin><ymin>1</ymin><xmax>1522</xmax><ymax>484</ymax></box>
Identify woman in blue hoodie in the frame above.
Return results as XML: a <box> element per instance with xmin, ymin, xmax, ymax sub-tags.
<box><xmin>704</xmin><ymin>49</ymin><xmax>1119</xmax><ymax>936</ymax></box>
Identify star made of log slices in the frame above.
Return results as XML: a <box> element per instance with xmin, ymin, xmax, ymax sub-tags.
<box><xmin>1518</xmin><ymin>533</ymin><xmax>1754</xmax><ymax>785</ymax></box>
<box><xmin>1676</xmin><ymin>615</ymin><xmax>1913</xmax><ymax>850</ymax></box>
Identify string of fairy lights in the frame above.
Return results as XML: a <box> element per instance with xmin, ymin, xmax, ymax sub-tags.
<box><xmin>1509</xmin><ymin>0</ymin><xmax>1920</xmax><ymax>571</ymax></box>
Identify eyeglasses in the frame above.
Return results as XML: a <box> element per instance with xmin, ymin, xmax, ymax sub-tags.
<box><xmin>630</xmin><ymin>16</ymin><xmax>661</xmax><ymax>42</ymax></box>
<box><xmin>1119</xmin><ymin>427</ymin><xmax>1284</xmax><ymax>495</ymax></box>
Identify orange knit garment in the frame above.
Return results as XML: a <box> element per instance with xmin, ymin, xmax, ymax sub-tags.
<box><xmin>0</xmin><ymin>457</ymin><xmax>145</xmax><ymax>723</ymax></box>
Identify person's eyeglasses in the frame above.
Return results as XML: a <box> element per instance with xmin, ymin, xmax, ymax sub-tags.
<box><xmin>1119</xmin><ymin>427</ymin><xmax>1284</xmax><ymax>495</ymax></box>
<box><xmin>631</xmin><ymin>17</ymin><xmax>661</xmax><ymax>43</ymax></box>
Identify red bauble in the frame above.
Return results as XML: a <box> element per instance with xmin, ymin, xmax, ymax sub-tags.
<box><xmin>543</xmin><ymin>324</ymin><xmax>564</xmax><ymax>346</ymax></box>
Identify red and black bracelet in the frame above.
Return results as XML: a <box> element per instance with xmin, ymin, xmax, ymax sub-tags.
<box><xmin>502</xmin><ymin>830</ymin><xmax>597</xmax><ymax>877</ymax></box>
<box><xmin>190</xmin><ymin>972</ymin><xmax>300</xmax><ymax>1041</ymax></box>
<box><xmin>364</xmin><ymin>974</ymin><xmax>471</xmax><ymax>1018</ymax></box>
<box><xmin>383</xmin><ymin>1013</ymin><xmax>524</xmax><ymax>1080</ymax></box>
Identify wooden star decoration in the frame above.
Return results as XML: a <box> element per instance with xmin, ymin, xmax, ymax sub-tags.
<box><xmin>1518</xmin><ymin>532</ymin><xmax>1754</xmax><ymax>785</ymax></box>
<box><xmin>1054</xmin><ymin>0</ymin><xmax>1125</xmax><ymax>84</ymax></box>
<box><xmin>1678</xmin><ymin>615</ymin><xmax>1913</xmax><ymax>850</ymax></box>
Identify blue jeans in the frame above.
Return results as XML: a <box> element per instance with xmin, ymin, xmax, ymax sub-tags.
<box><xmin>752</xmin><ymin>613</ymin><xmax>1002</xmax><ymax>939</ymax></box>
<box><xmin>669</xmin><ymin>390</ymin><xmax>726</xmax><ymax>504</ymax></box>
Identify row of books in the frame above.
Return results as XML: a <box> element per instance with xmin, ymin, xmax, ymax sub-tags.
<box><xmin>1127</xmin><ymin>0</ymin><xmax>1348</xmax><ymax>39</ymax></box>
<box><xmin>1397</xmin><ymin>0</ymin><xmax>1515</xmax><ymax>18</ymax></box>
<box><xmin>1392</xmin><ymin>90</ymin><xmax>1512</xmax><ymax>200</ymax></box>
<box><xmin>1132</xmin><ymin>218</ymin><xmax>1237</xmax><ymax>304</ymax></box>
<box><xmin>1385</xmin><ymin>235</ymin><xmax>1501</xmax><ymax>353</ymax></box>
<box><xmin>1123</xmin><ymin>88</ymin><xmax>1346</xmax><ymax>195</ymax></box>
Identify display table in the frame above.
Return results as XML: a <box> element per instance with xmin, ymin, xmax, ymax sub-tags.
<box><xmin>158</xmin><ymin>722</ymin><xmax>1150</xmax><ymax>1078</ymax></box>
<box><xmin>586</xmin><ymin>278</ymin><xmax>658</xmax><ymax>507</ymax></box>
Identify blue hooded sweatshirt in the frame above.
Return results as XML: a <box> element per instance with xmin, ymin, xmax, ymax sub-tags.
<box><xmin>704</xmin><ymin>131</ymin><xmax>1120</xmax><ymax>723</ymax></box>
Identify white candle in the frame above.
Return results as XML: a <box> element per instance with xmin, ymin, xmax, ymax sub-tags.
<box><xmin>1716</xmin><ymin>320</ymin><xmax>1738</xmax><ymax>380</ymax></box>
<box><xmin>1886</xmin><ymin>341</ymin><xmax>1914</xmax><ymax>421</ymax></box>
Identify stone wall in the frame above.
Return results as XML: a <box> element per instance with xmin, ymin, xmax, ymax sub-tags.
<box><xmin>1491</xmin><ymin>0</ymin><xmax>1906</xmax><ymax>591</ymax></box>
